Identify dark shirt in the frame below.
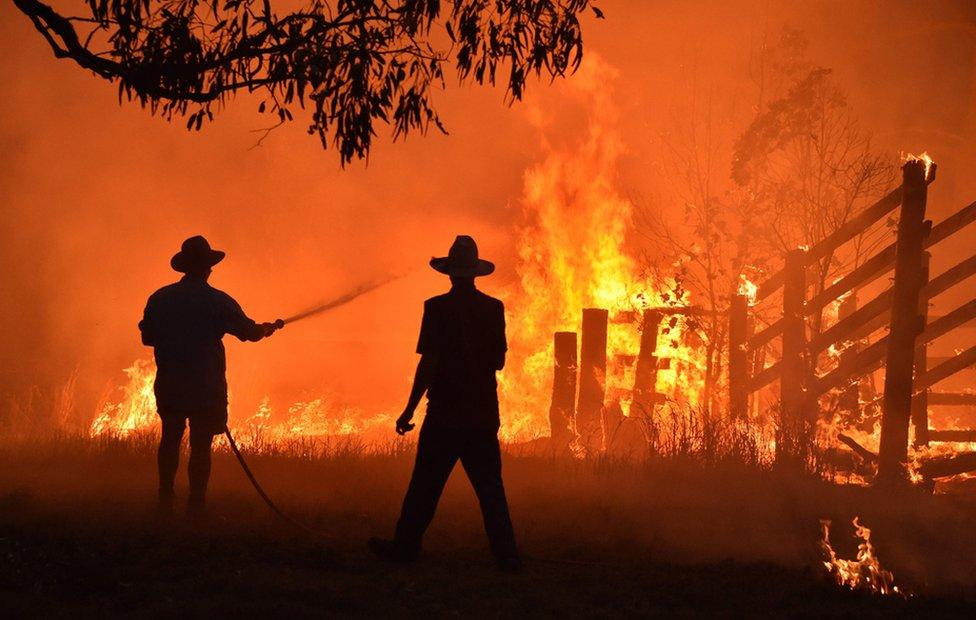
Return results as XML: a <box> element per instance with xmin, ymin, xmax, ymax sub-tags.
<box><xmin>139</xmin><ymin>277</ymin><xmax>264</xmax><ymax>416</ymax></box>
<box><xmin>417</xmin><ymin>283</ymin><xmax>507</xmax><ymax>430</ymax></box>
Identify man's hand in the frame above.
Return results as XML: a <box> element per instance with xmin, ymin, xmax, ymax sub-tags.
<box><xmin>260</xmin><ymin>319</ymin><xmax>286</xmax><ymax>337</ymax></box>
<box><xmin>396</xmin><ymin>411</ymin><xmax>416</xmax><ymax>435</ymax></box>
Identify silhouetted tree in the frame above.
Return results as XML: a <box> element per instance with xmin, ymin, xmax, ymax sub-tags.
<box><xmin>14</xmin><ymin>0</ymin><xmax>599</xmax><ymax>163</ymax></box>
<box><xmin>637</xmin><ymin>27</ymin><xmax>893</xmax><ymax>426</ymax></box>
<box><xmin>732</xmin><ymin>68</ymin><xmax>894</xmax><ymax>311</ymax></box>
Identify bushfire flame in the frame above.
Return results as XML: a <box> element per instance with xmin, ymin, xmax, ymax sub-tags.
<box><xmin>903</xmin><ymin>151</ymin><xmax>935</xmax><ymax>179</ymax></box>
<box><xmin>90</xmin><ymin>360</ymin><xmax>392</xmax><ymax>445</ymax></box>
<box><xmin>820</xmin><ymin>517</ymin><xmax>905</xmax><ymax>597</ymax></box>
<box><xmin>86</xmin><ymin>58</ymin><xmax>963</xmax><ymax>482</ymax></box>
<box><xmin>90</xmin><ymin>55</ymin><xmax>710</xmax><ymax>450</ymax></box>
<box><xmin>90</xmin><ymin>359</ymin><xmax>157</xmax><ymax>436</ymax></box>
<box><xmin>498</xmin><ymin>54</ymin><xmax>704</xmax><ymax>444</ymax></box>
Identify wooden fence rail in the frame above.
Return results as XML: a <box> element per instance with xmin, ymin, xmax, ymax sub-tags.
<box><xmin>725</xmin><ymin>158</ymin><xmax>976</xmax><ymax>479</ymax></box>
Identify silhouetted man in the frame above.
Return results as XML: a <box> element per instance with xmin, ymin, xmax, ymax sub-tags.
<box><xmin>370</xmin><ymin>235</ymin><xmax>520</xmax><ymax>570</ymax></box>
<box><xmin>139</xmin><ymin>235</ymin><xmax>282</xmax><ymax>515</ymax></box>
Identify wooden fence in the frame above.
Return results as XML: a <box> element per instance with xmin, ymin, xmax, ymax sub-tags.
<box><xmin>547</xmin><ymin>306</ymin><xmax>705</xmax><ymax>454</ymax></box>
<box><xmin>728</xmin><ymin>159</ymin><xmax>976</xmax><ymax>482</ymax></box>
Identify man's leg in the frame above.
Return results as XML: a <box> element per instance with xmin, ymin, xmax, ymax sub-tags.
<box><xmin>459</xmin><ymin>432</ymin><xmax>519</xmax><ymax>564</ymax></box>
<box><xmin>392</xmin><ymin>424</ymin><xmax>459</xmax><ymax>554</ymax></box>
<box><xmin>187</xmin><ymin>420</ymin><xmax>215</xmax><ymax>512</ymax></box>
<box><xmin>157</xmin><ymin>416</ymin><xmax>185</xmax><ymax>510</ymax></box>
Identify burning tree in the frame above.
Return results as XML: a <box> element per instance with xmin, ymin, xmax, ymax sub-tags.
<box><xmin>13</xmin><ymin>0</ymin><xmax>599</xmax><ymax>163</ymax></box>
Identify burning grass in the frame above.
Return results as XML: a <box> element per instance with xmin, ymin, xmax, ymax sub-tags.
<box><xmin>821</xmin><ymin>517</ymin><xmax>905</xmax><ymax>597</ymax></box>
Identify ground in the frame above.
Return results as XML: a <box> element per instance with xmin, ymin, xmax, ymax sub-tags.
<box><xmin>2</xmin><ymin>434</ymin><xmax>975</xmax><ymax>617</ymax></box>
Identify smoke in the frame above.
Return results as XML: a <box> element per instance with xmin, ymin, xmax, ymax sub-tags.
<box><xmin>1</xmin><ymin>0</ymin><xmax>975</xmax><ymax>429</ymax></box>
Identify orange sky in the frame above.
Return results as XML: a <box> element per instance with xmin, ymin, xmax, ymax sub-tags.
<box><xmin>1</xmin><ymin>1</ymin><xmax>975</xmax><ymax>428</ymax></box>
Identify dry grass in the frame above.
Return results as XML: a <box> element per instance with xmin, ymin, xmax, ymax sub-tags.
<box><xmin>2</xmin><ymin>428</ymin><xmax>976</xmax><ymax>615</ymax></box>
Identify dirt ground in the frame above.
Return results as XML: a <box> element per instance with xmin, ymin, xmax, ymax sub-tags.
<box><xmin>2</xmin><ymin>435</ymin><xmax>975</xmax><ymax>616</ymax></box>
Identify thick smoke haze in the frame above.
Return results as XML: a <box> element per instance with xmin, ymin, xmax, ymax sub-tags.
<box><xmin>1</xmin><ymin>1</ymin><xmax>974</xmax><ymax>429</ymax></box>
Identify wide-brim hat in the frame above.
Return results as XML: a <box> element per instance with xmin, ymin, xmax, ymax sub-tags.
<box><xmin>171</xmin><ymin>235</ymin><xmax>225</xmax><ymax>273</ymax></box>
<box><xmin>430</xmin><ymin>235</ymin><xmax>495</xmax><ymax>278</ymax></box>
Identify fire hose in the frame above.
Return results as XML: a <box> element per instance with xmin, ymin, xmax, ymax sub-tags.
<box><xmin>221</xmin><ymin>274</ymin><xmax>609</xmax><ymax>567</ymax></box>
<box><xmin>281</xmin><ymin>274</ymin><xmax>401</xmax><ymax>325</ymax></box>
<box><xmin>225</xmin><ymin>427</ymin><xmax>609</xmax><ymax>567</ymax></box>
<box><xmin>218</xmin><ymin>275</ymin><xmax>403</xmax><ymax>538</ymax></box>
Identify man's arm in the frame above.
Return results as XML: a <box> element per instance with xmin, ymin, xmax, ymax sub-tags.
<box><xmin>396</xmin><ymin>353</ymin><xmax>438</xmax><ymax>435</ymax></box>
<box><xmin>398</xmin><ymin>300</ymin><xmax>437</xmax><ymax>435</ymax></box>
<box><xmin>138</xmin><ymin>299</ymin><xmax>155</xmax><ymax>346</ymax></box>
<box><xmin>220</xmin><ymin>293</ymin><xmax>283</xmax><ymax>342</ymax></box>
<box><xmin>493</xmin><ymin>300</ymin><xmax>508</xmax><ymax>371</ymax></box>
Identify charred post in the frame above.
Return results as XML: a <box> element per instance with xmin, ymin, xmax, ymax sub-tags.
<box><xmin>577</xmin><ymin>308</ymin><xmax>609</xmax><ymax>452</ymax></box>
<box><xmin>632</xmin><ymin>309</ymin><xmax>663</xmax><ymax>416</ymax></box>
<box><xmin>837</xmin><ymin>292</ymin><xmax>860</xmax><ymax>419</ymax></box>
<box><xmin>728</xmin><ymin>294</ymin><xmax>750</xmax><ymax>419</ymax></box>
<box><xmin>549</xmin><ymin>331</ymin><xmax>578</xmax><ymax>451</ymax></box>
<box><xmin>912</xmin><ymin>251</ymin><xmax>932</xmax><ymax>448</ymax></box>
<box><xmin>878</xmin><ymin>160</ymin><xmax>930</xmax><ymax>485</ymax></box>
<box><xmin>779</xmin><ymin>248</ymin><xmax>809</xmax><ymax>465</ymax></box>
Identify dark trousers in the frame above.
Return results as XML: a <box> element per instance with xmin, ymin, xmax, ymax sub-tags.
<box><xmin>394</xmin><ymin>423</ymin><xmax>518</xmax><ymax>559</ymax></box>
<box><xmin>158</xmin><ymin>416</ymin><xmax>215</xmax><ymax>505</ymax></box>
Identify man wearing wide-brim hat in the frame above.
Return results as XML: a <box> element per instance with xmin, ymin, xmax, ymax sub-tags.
<box><xmin>139</xmin><ymin>235</ymin><xmax>283</xmax><ymax>516</ymax></box>
<box><xmin>369</xmin><ymin>235</ymin><xmax>520</xmax><ymax>571</ymax></box>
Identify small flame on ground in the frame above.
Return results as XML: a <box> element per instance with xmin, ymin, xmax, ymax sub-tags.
<box><xmin>820</xmin><ymin>517</ymin><xmax>905</xmax><ymax>597</ymax></box>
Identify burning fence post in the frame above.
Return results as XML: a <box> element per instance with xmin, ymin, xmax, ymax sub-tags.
<box><xmin>837</xmin><ymin>292</ymin><xmax>860</xmax><ymax>419</ymax></box>
<box><xmin>549</xmin><ymin>331</ymin><xmax>578</xmax><ymax>451</ymax></box>
<box><xmin>577</xmin><ymin>308</ymin><xmax>609</xmax><ymax>453</ymax></box>
<box><xmin>911</xmin><ymin>251</ymin><xmax>932</xmax><ymax>448</ymax></box>
<box><xmin>632</xmin><ymin>310</ymin><xmax>664</xmax><ymax>416</ymax></box>
<box><xmin>728</xmin><ymin>294</ymin><xmax>750</xmax><ymax>419</ymax></box>
<box><xmin>878</xmin><ymin>160</ymin><xmax>932</xmax><ymax>485</ymax></box>
<box><xmin>779</xmin><ymin>248</ymin><xmax>810</xmax><ymax>465</ymax></box>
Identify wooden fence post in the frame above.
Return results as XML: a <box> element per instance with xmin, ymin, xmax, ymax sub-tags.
<box><xmin>632</xmin><ymin>310</ymin><xmax>663</xmax><ymax>415</ymax></box>
<box><xmin>549</xmin><ymin>331</ymin><xmax>578</xmax><ymax>451</ymax></box>
<box><xmin>911</xmin><ymin>250</ymin><xmax>932</xmax><ymax>448</ymax></box>
<box><xmin>837</xmin><ymin>292</ymin><xmax>860</xmax><ymax>419</ymax></box>
<box><xmin>878</xmin><ymin>161</ymin><xmax>930</xmax><ymax>484</ymax></box>
<box><xmin>779</xmin><ymin>248</ymin><xmax>809</xmax><ymax>465</ymax></box>
<box><xmin>728</xmin><ymin>294</ymin><xmax>750</xmax><ymax>419</ymax></box>
<box><xmin>577</xmin><ymin>308</ymin><xmax>609</xmax><ymax>454</ymax></box>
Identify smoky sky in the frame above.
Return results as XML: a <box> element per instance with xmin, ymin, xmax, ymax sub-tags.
<box><xmin>1</xmin><ymin>0</ymin><xmax>974</xmax><ymax>425</ymax></box>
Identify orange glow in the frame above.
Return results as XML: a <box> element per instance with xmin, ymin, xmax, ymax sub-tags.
<box><xmin>90</xmin><ymin>56</ymin><xmax>713</xmax><ymax>450</ymax></box>
<box><xmin>498</xmin><ymin>56</ymin><xmax>705</xmax><ymax>445</ymax></box>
